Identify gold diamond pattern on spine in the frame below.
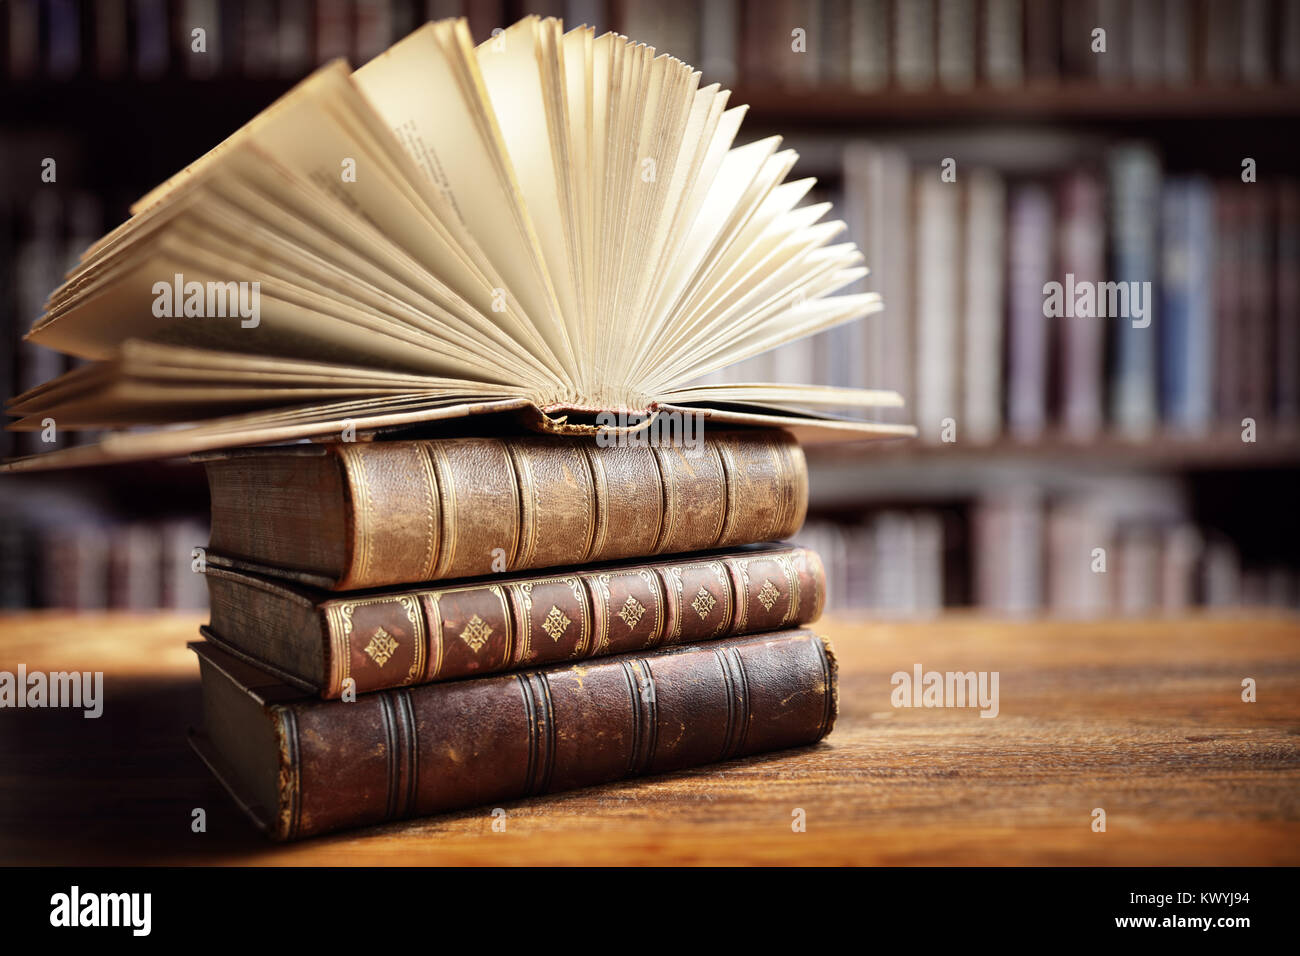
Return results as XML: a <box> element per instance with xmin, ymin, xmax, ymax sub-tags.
<box><xmin>691</xmin><ymin>586</ymin><xmax>717</xmax><ymax>620</ymax></box>
<box><xmin>756</xmin><ymin>578</ymin><xmax>781</xmax><ymax>612</ymax></box>
<box><xmin>618</xmin><ymin>594</ymin><xmax>646</xmax><ymax>628</ymax></box>
<box><xmin>364</xmin><ymin>626</ymin><xmax>399</xmax><ymax>666</ymax></box>
<box><xmin>541</xmin><ymin>604</ymin><xmax>571</xmax><ymax>642</ymax></box>
<box><xmin>459</xmin><ymin>613</ymin><xmax>493</xmax><ymax>652</ymax></box>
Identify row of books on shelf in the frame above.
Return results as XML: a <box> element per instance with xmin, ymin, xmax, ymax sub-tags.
<box><xmin>3</xmin><ymin>0</ymin><xmax>500</xmax><ymax>81</ymax></box>
<box><xmin>0</xmin><ymin>191</ymin><xmax>108</xmax><ymax>459</ymax></box>
<box><xmin>0</xmin><ymin>489</ymin><xmax>207</xmax><ymax>609</ymax></box>
<box><xmin>798</xmin><ymin>487</ymin><xmax>1299</xmax><ymax>617</ymax></box>
<box><xmin>6</xmin><ymin>0</ymin><xmax>1300</xmax><ymax>90</ymax></box>
<box><xmin>738</xmin><ymin>0</ymin><xmax>1300</xmax><ymax>92</ymax></box>
<box><xmin>710</xmin><ymin>142</ymin><xmax>1300</xmax><ymax>443</ymax></box>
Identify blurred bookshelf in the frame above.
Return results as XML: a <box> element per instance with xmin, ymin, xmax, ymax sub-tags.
<box><xmin>2</xmin><ymin>0</ymin><xmax>1299</xmax><ymax>613</ymax></box>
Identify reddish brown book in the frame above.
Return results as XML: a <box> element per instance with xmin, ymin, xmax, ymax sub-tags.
<box><xmin>199</xmin><ymin>429</ymin><xmax>808</xmax><ymax>591</ymax></box>
<box><xmin>203</xmin><ymin>543</ymin><xmax>826</xmax><ymax>698</ymax></box>
<box><xmin>189</xmin><ymin>630</ymin><xmax>838</xmax><ymax>840</ymax></box>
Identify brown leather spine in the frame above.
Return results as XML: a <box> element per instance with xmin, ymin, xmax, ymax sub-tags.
<box><xmin>331</xmin><ymin>429</ymin><xmax>807</xmax><ymax>589</ymax></box>
<box><xmin>266</xmin><ymin>629</ymin><xmax>836</xmax><ymax>840</ymax></box>
<box><xmin>319</xmin><ymin>544</ymin><xmax>825</xmax><ymax>697</ymax></box>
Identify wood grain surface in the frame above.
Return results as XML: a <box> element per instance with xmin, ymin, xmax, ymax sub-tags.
<box><xmin>1</xmin><ymin>611</ymin><xmax>1296</xmax><ymax>865</ymax></box>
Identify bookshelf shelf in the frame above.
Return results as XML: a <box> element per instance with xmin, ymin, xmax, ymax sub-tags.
<box><xmin>807</xmin><ymin>431</ymin><xmax>1300</xmax><ymax>468</ymax></box>
<box><xmin>6</xmin><ymin>80</ymin><xmax>1298</xmax><ymax>127</ymax></box>
<box><xmin>734</xmin><ymin>84</ymin><xmax>1300</xmax><ymax>123</ymax></box>
<box><xmin>805</xmin><ymin>433</ymin><xmax>1300</xmax><ymax>506</ymax></box>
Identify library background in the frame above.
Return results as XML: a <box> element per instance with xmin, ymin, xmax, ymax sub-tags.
<box><xmin>2</xmin><ymin>0</ymin><xmax>1297</xmax><ymax>617</ymax></box>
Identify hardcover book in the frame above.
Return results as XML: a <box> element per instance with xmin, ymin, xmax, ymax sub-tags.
<box><xmin>3</xmin><ymin>14</ymin><xmax>914</xmax><ymax>470</ymax></box>
<box><xmin>201</xmin><ymin>428</ymin><xmax>808</xmax><ymax>589</ymax></box>
<box><xmin>189</xmin><ymin>629</ymin><xmax>838</xmax><ymax>840</ymax></box>
<box><xmin>202</xmin><ymin>541</ymin><xmax>826</xmax><ymax>697</ymax></box>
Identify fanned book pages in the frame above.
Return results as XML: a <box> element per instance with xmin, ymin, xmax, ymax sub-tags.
<box><xmin>3</xmin><ymin>15</ymin><xmax>915</xmax><ymax>471</ymax></box>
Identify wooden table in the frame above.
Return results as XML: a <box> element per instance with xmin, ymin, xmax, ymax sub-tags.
<box><xmin>1</xmin><ymin>612</ymin><xmax>1297</xmax><ymax>865</ymax></box>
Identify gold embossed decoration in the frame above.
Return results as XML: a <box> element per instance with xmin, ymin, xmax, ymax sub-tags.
<box><xmin>541</xmin><ymin>605</ymin><xmax>572</xmax><ymax>642</ymax></box>
<box><xmin>691</xmin><ymin>586</ymin><xmax>717</xmax><ymax>620</ymax></box>
<box><xmin>364</xmin><ymin>626</ymin><xmax>400</xmax><ymax>666</ymax></box>
<box><xmin>756</xmin><ymin>579</ymin><xmax>781</xmax><ymax>612</ymax></box>
<box><xmin>617</xmin><ymin>595</ymin><xmax>647</xmax><ymax>629</ymax></box>
<box><xmin>459</xmin><ymin>613</ymin><xmax>493</xmax><ymax>652</ymax></box>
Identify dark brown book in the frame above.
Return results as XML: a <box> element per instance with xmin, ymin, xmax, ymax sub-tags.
<box><xmin>203</xmin><ymin>543</ymin><xmax>826</xmax><ymax>698</ymax></box>
<box><xmin>199</xmin><ymin>429</ymin><xmax>808</xmax><ymax>590</ymax></box>
<box><xmin>189</xmin><ymin>630</ymin><xmax>838</xmax><ymax>840</ymax></box>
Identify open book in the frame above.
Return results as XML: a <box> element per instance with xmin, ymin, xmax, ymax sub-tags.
<box><xmin>4</xmin><ymin>16</ymin><xmax>914</xmax><ymax>471</ymax></box>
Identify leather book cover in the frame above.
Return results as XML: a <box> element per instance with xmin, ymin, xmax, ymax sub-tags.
<box><xmin>202</xmin><ymin>428</ymin><xmax>809</xmax><ymax>590</ymax></box>
<box><xmin>188</xmin><ymin>629</ymin><xmax>837</xmax><ymax>841</ymax></box>
<box><xmin>203</xmin><ymin>542</ymin><xmax>827</xmax><ymax>697</ymax></box>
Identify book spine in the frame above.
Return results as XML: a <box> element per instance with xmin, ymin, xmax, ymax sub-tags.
<box><xmin>1006</xmin><ymin>182</ymin><xmax>1054</xmax><ymax>441</ymax></box>
<box><xmin>962</xmin><ymin>167</ymin><xmax>1006</xmax><ymax>444</ymax></box>
<box><xmin>1107</xmin><ymin>143</ymin><xmax>1161</xmax><ymax>438</ymax></box>
<box><xmin>320</xmin><ymin>545</ymin><xmax>825</xmax><ymax>697</ymax></box>
<box><xmin>1160</xmin><ymin>176</ymin><xmax>1215</xmax><ymax>433</ymax></box>
<box><xmin>1057</xmin><ymin>170</ymin><xmax>1105</xmax><ymax>441</ymax></box>
<box><xmin>914</xmin><ymin>174</ymin><xmax>961</xmax><ymax>443</ymax></box>
<box><xmin>1277</xmin><ymin>181</ymin><xmax>1300</xmax><ymax>423</ymax></box>
<box><xmin>268</xmin><ymin>630</ymin><xmax>836</xmax><ymax>840</ymax></box>
<box><xmin>334</xmin><ymin>431</ymin><xmax>808</xmax><ymax>589</ymax></box>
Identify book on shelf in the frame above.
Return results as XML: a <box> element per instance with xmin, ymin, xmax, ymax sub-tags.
<box><xmin>202</xmin><ymin>541</ymin><xmax>825</xmax><ymax>697</ymax></box>
<box><xmin>1159</xmin><ymin>175</ymin><xmax>1215</xmax><ymax>433</ymax></box>
<box><xmin>9</xmin><ymin>0</ymin><xmax>1300</xmax><ymax>90</ymax></box>
<box><xmin>190</xmin><ymin>628</ymin><xmax>838</xmax><ymax>840</ymax></box>
<box><xmin>1107</xmin><ymin>143</ymin><xmax>1161</xmax><ymax>438</ymax></box>
<box><xmin>1006</xmin><ymin>181</ymin><xmax>1053</xmax><ymax>441</ymax></box>
<box><xmin>962</xmin><ymin>167</ymin><xmax>1006</xmax><ymax>445</ymax></box>
<box><xmin>4</xmin><ymin>15</ymin><xmax>913</xmax><ymax>471</ymax></box>
<box><xmin>1057</xmin><ymin>169</ymin><xmax>1105</xmax><ymax>441</ymax></box>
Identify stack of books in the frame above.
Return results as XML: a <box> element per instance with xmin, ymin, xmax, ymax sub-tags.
<box><xmin>189</xmin><ymin>429</ymin><xmax>837</xmax><ymax>838</ymax></box>
<box><xmin>3</xmin><ymin>17</ymin><xmax>913</xmax><ymax>837</ymax></box>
